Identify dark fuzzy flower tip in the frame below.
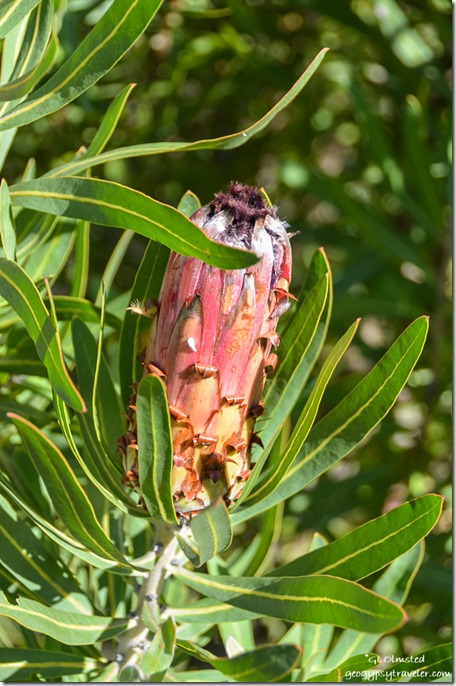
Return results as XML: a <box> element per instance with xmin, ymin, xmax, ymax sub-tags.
<box><xmin>211</xmin><ymin>181</ymin><xmax>277</xmax><ymax>233</ymax></box>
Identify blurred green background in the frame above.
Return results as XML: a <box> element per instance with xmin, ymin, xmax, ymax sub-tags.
<box><xmin>5</xmin><ymin>0</ymin><xmax>451</xmax><ymax>657</ymax></box>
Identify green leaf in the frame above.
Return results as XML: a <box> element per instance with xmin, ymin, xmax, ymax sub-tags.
<box><xmin>167</xmin><ymin>598</ymin><xmax>258</xmax><ymax>625</ymax></box>
<box><xmin>300</xmin><ymin>534</ymin><xmax>334</xmax><ymax>679</ymax></box>
<box><xmin>91</xmin><ymin>286</ymin><xmax>126</xmax><ymax>457</ymax></box>
<box><xmin>137</xmin><ymin>374</ymin><xmax>178</xmax><ymax>525</ymax></box>
<box><xmin>218</xmin><ymin>619</ymin><xmax>255</xmax><ymax>656</ymax></box>
<box><xmin>118</xmin><ymin>240</ymin><xmax>168</xmax><ymax>403</ymax></box>
<box><xmin>0</xmin><ymin>0</ymin><xmax>40</xmax><ymax>39</ymax></box>
<box><xmin>22</xmin><ymin>222</ymin><xmax>75</xmax><ymax>286</ymax></box>
<box><xmin>0</xmin><ymin>471</ymin><xmax>137</xmax><ymax>573</ymax></box>
<box><xmin>246</xmin><ymin>319</ymin><xmax>359</xmax><ymax>509</ymax></box>
<box><xmin>0</xmin><ymin>0</ymin><xmax>164</xmax><ymax>131</ymax></box>
<box><xmin>229</xmin><ymin>503</ymin><xmax>282</xmax><ymax>577</ymax></box>
<box><xmin>52</xmin><ymin>389</ymin><xmax>144</xmax><ymax>517</ymax></box>
<box><xmin>140</xmin><ymin>617</ymin><xmax>176</xmax><ymax>680</ymax></box>
<box><xmin>86</xmin><ymin>83</ymin><xmax>136</xmax><ymax>157</ymax></box>
<box><xmin>175</xmin><ymin>569</ymin><xmax>406</xmax><ymax>634</ymax></box>
<box><xmin>178</xmin><ymin>189</ymin><xmax>201</xmax><ymax>217</ymax></box>
<box><xmin>234</xmin><ymin>316</ymin><xmax>429</xmax><ymax>523</ymax></box>
<box><xmin>0</xmin><ymin>258</ymin><xmax>85</xmax><ymax>410</ymax></box>
<box><xmin>69</xmin><ymin>220</ymin><xmax>90</xmax><ymax>298</ymax></box>
<box><xmin>167</xmin><ymin>669</ymin><xmax>234</xmax><ymax>682</ymax></box>
<box><xmin>9</xmin><ymin>176</ymin><xmax>257</xmax><ymax>269</ymax></box>
<box><xmin>95</xmin><ymin>231</ymin><xmax>134</xmax><ymax>306</ymax></box>
<box><xmin>8</xmin><ymin>413</ymin><xmax>132</xmax><ymax>567</ymax></box>
<box><xmin>234</xmin><ymin>270</ymin><xmax>330</xmax><ymax>508</ymax></box>
<box><xmin>15</xmin><ymin>211</ymin><xmax>57</xmax><ymax>260</ymax></box>
<box><xmin>0</xmin><ymin>496</ymin><xmax>92</xmax><ymax>614</ymax></box>
<box><xmin>177</xmin><ymin>640</ymin><xmax>301</xmax><ymax>683</ymax></box>
<box><xmin>0</xmin><ymin>593</ymin><xmax>129</xmax><ymax>645</ymax></box>
<box><xmin>0</xmin><ymin>180</ymin><xmax>16</xmax><ymax>260</ymax></box>
<box><xmin>309</xmin><ymin>653</ymin><xmax>379</xmax><ymax>682</ymax></box>
<box><xmin>47</xmin><ymin>295</ymin><xmax>122</xmax><ymax>329</ymax></box>
<box><xmin>0</xmin><ymin>648</ymin><xmax>102</xmax><ymax>681</ymax></box>
<box><xmin>91</xmin><ymin>662</ymin><xmax>120</xmax><ymax>682</ymax></box>
<box><xmin>307</xmin><ymin>668</ymin><xmax>340</xmax><ymax>682</ymax></box>
<box><xmin>190</xmin><ymin>499</ymin><xmax>233</xmax><ymax>566</ymax></box>
<box><xmin>323</xmin><ymin>545</ymin><xmax>424</xmax><ymax>669</ymax></box>
<box><xmin>271</xmin><ymin>495</ymin><xmax>443</xmax><ymax>581</ymax></box>
<box><xmin>72</xmin><ymin>317</ymin><xmax>125</xmax><ymax>461</ymax></box>
<box><xmin>44</xmin><ymin>48</ymin><xmax>330</xmax><ymax>178</ymax></box>
<box><xmin>380</xmin><ymin>644</ymin><xmax>452</xmax><ymax>683</ymax></box>
<box><xmin>70</xmin><ymin>319</ymin><xmax>145</xmax><ymax>514</ymax></box>
<box><xmin>0</xmin><ymin>33</ymin><xmax>58</xmax><ymax>102</ymax></box>
<box><xmin>0</xmin><ymin>0</ymin><xmax>55</xmax><ymax>102</ymax></box>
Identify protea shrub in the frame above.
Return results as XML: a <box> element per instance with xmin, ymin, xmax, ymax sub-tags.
<box><xmin>119</xmin><ymin>182</ymin><xmax>292</xmax><ymax>515</ymax></box>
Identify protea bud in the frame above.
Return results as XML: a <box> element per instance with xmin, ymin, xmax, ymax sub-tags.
<box><xmin>120</xmin><ymin>182</ymin><xmax>292</xmax><ymax>515</ymax></box>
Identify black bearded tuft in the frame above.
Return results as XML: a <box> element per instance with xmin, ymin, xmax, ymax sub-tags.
<box><xmin>210</xmin><ymin>181</ymin><xmax>278</xmax><ymax>249</ymax></box>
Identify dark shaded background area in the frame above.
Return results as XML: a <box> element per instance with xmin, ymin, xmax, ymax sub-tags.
<box><xmin>6</xmin><ymin>0</ymin><xmax>451</xmax><ymax>656</ymax></box>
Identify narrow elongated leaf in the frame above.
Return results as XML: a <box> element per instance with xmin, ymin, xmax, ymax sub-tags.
<box><xmin>0</xmin><ymin>472</ymin><xmax>138</xmax><ymax>573</ymax></box>
<box><xmin>0</xmin><ymin>648</ymin><xmax>102</xmax><ymax>681</ymax></box>
<box><xmin>137</xmin><ymin>374</ymin><xmax>178</xmax><ymax>525</ymax></box>
<box><xmin>69</xmin><ymin>319</ymin><xmax>146</xmax><ymax>514</ymax></box>
<box><xmin>300</xmin><ymin>534</ymin><xmax>334</xmax><ymax>679</ymax></box>
<box><xmin>378</xmin><ymin>644</ymin><xmax>452</xmax><ymax>683</ymax></box>
<box><xmin>309</xmin><ymin>653</ymin><xmax>379</xmax><ymax>683</ymax></box>
<box><xmin>15</xmin><ymin>211</ymin><xmax>57</xmax><ymax>259</ymax></box>
<box><xmin>307</xmin><ymin>668</ymin><xmax>340</xmax><ymax>682</ymax></box>
<box><xmin>72</xmin><ymin>317</ymin><xmax>124</xmax><ymax>466</ymax></box>
<box><xmin>0</xmin><ymin>498</ymin><xmax>92</xmax><ymax>614</ymax></box>
<box><xmin>167</xmin><ymin>599</ymin><xmax>258</xmax><ymax>625</ymax></box>
<box><xmin>0</xmin><ymin>258</ymin><xmax>85</xmax><ymax>410</ymax></box>
<box><xmin>140</xmin><ymin>617</ymin><xmax>176</xmax><ymax>680</ymax></box>
<box><xmin>190</xmin><ymin>499</ymin><xmax>233</xmax><ymax>566</ymax></box>
<box><xmin>92</xmin><ymin>286</ymin><xmax>126</xmax><ymax>458</ymax></box>
<box><xmin>271</xmin><ymin>495</ymin><xmax>443</xmax><ymax>580</ymax></box>
<box><xmin>175</xmin><ymin>569</ymin><xmax>406</xmax><ymax>633</ymax></box>
<box><xmin>70</xmin><ymin>220</ymin><xmax>90</xmax><ymax>298</ymax></box>
<box><xmin>52</xmin><ymin>390</ymin><xmax>144</xmax><ymax>517</ymax></box>
<box><xmin>118</xmin><ymin>240</ymin><xmax>168</xmax><ymax>403</ymax></box>
<box><xmin>229</xmin><ymin>503</ymin><xmax>282</xmax><ymax>577</ymax></box>
<box><xmin>0</xmin><ymin>180</ymin><xmax>16</xmax><ymax>259</ymax></box>
<box><xmin>323</xmin><ymin>545</ymin><xmax>424</xmax><ymax>669</ymax></box>
<box><xmin>0</xmin><ymin>0</ymin><xmax>164</xmax><ymax>131</ymax></box>
<box><xmin>247</xmin><ymin>319</ymin><xmax>359</xmax><ymax>507</ymax></box>
<box><xmin>86</xmin><ymin>83</ymin><xmax>136</xmax><ymax>156</ymax></box>
<box><xmin>0</xmin><ymin>593</ymin><xmax>129</xmax><ymax>645</ymax></box>
<box><xmin>0</xmin><ymin>0</ymin><xmax>55</xmax><ymax>101</ymax></box>
<box><xmin>95</xmin><ymin>231</ymin><xmax>134</xmax><ymax>306</ymax></box>
<box><xmin>91</xmin><ymin>662</ymin><xmax>120</xmax><ymax>682</ymax></box>
<box><xmin>9</xmin><ymin>176</ymin><xmax>257</xmax><ymax>269</ymax></box>
<box><xmin>167</xmin><ymin>669</ymin><xmax>234</xmax><ymax>682</ymax></box>
<box><xmin>48</xmin><ymin>295</ymin><xmax>122</xmax><ymax>329</ymax></box>
<box><xmin>178</xmin><ymin>640</ymin><xmax>301</xmax><ymax>683</ymax></box>
<box><xmin>0</xmin><ymin>0</ymin><xmax>40</xmax><ymax>39</ymax></box>
<box><xmin>0</xmin><ymin>34</ymin><xmax>58</xmax><ymax>102</ymax></box>
<box><xmin>8</xmin><ymin>413</ymin><xmax>132</xmax><ymax>567</ymax></box>
<box><xmin>233</xmin><ymin>316</ymin><xmax>428</xmax><ymax>524</ymax></box>
<box><xmin>45</xmin><ymin>48</ymin><xmax>329</xmax><ymax>178</ymax></box>
<box><xmin>23</xmin><ymin>221</ymin><xmax>75</xmax><ymax>285</ymax></box>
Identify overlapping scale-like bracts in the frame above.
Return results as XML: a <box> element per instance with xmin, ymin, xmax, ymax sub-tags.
<box><xmin>119</xmin><ymin>182</ymin><xmax>292</xmax><ymax>515</ymax></box>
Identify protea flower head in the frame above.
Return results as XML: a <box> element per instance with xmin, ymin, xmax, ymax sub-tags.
<box><xmin>120</xmin><ymin>182</ymin><xmax>292</xmax><ymax>515</ymax></box>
